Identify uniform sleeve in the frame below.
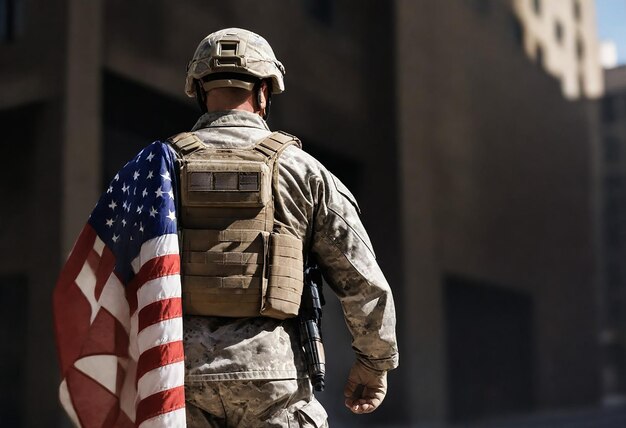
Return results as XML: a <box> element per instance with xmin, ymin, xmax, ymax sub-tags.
<box><xmin>274</xmin><ymin>147</ymin><xmax>399</xmax><ymax>372</ymax></box>
<box><xmin>310</xmin><ymin>170</ymin><xmax>399</xmax><ymax>372</ymax></box>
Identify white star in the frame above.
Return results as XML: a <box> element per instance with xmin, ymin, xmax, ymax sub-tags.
<box><xmin>106</xmin><ymin>186</ymin><xmax>113</xmax><ymax>194</ymax></box>
<box><xmin>105</xmin><ymin>218</ymin><xmax>114</xmax><ymax>227</ymax></box>
<box><xmin>161</xmin><ymin>171</ymin><xmax>171</xmax><ymax>181</ymax></box>
<box><xmin>166</xmin><ymin>210</ymin><xmax>176</xmax><ymax>221</ymax></box>
<box><xmin>122</xmin><ymin>183</ymin><xmax>130</xmax><ymax>193</ymax></box>
<box><xmin>167</xmin><ymin>189</ymin><xmax>174</xmax><ymax>199</ymax></box>
<box><xmin>142</xmin><ymin>188</ymin><xmax>148</xmax><ymax>198</ymax></box>
<box><xmin>147</xmin><ymin>152</ymin><xmax>155</xmax><ymax>162</ymax></box>
<box><xmin>150</xmin><ymin>207</ymin><xmax>158</xmax><ymax>217</ymax></box>
<box><xmin>112</xmin><ymin>234</ymin><xmax>119</xmax><ymax>243</ymax></box>
<box><xmin>122</xmin><ymin>219</ymin><xmax>127</xmax><ymax>227</ymax></box>
<box><xmin>108</xmin><ymin>200</ymin><xmax>117</xmax><ymax>210</ymax></box>
<box><xmin>136</xmin><ymin>205</ymin><xmax>143</xmax><ymax>214</ymax></box>
<box><xmin>114</xmin><ymin>173</ymin><xmax>120</xmax><ymax>181</ymax></box>
<box><xmin>155</xmin><ymin>186</ymin><xmax>164</xmax><ymax>198</ymax></box>
<box><xmin>147</xmin><ymin>170</ymin><xmax>154</xmax><ymax>179</ymax></box>
<box><xmin>139</xmin><ymin>222</ymin><xmax>144</xmax><ymax>233</ymax></box>
<box><xmin>133</xmin><ymin>170</ymin><xmax>140</xmax><ymax>181</ymax></box>
<box><xmin>130</xmin><ymin>236</ymin><xmax>134</xmax><ymax>241</ymax></box>
<box><xmin>122</xmin><ymin>201</ymin><xmax>128</xmax><ymax>210</ymax></box>
<box><xmin>133</xmin><ymin>187</ymin><xmax>137</xmax><ymax>196</ymax></box>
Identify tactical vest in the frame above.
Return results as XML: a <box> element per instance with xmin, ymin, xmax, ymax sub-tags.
<box><xmin>168</xmin><ymin>131</ymin><xmax>304</xmax><ymax>320</ymax></box>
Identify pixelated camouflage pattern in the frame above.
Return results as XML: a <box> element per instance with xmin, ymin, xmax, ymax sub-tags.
<box><xmin>183</xmin><ymin>110</ymin><xmax>399</xmax><ymax>384</ymax></box>
<box><xmin>185</xmin><ymin>28</ymin><xmax>286</xmax><ymax>97</ymax></box>
<box><xmin>185</xmin><ymin>378</ymin><xmax>328</xmax><ymax>427</ymax></box>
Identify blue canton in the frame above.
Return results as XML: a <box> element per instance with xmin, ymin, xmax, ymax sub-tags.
<box><xmin>88</xmin><ymin>141</ymin><xmax>179</xmax><ymax>282</ymax></box>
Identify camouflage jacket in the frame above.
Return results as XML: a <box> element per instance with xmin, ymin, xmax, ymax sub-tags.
<box><xmin>182</xmin><ymin>110</ymin><xmax>398</xmax><ymax>382</ymax></box>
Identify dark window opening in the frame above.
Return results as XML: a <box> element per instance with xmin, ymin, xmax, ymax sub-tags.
<box><xmin>103</xmin><ymin>71</ymin><xmax>198</xmax><ymax>191</ymax></box>
<box><xmin>510</xmin><ymin>13</ymin><xmax>524</xmax><ymax>48</ymax></box>
<box><xmin>469</xmin><ymin>0</ymin><xmax>491</xmax><ymax>15</ymax></box>
<box><xmin>604</xmin><ymin>136</ymin><xmax>621</xmax><ymax>163</ymax></box>
<box><xmin>554</xmin><ymin>20</ymin><xmax>564</xmax><ymax>44</ymax></box>
<box><xmin>536</xmin><ymin>44</ymin><xmax>544</xmax><ymax>68</ymax></box>
<box><xmin>603</xmin><ymin>96</ymin><xmax>618</xmax><ymax>123</ymax></box>
<box><xmin>445</xmin><ymin>275</ymin><xmax>534</xmax><ymax>422</ymax></box>
<box><xmin>302</xmin><ymin>0</ymin><xmax>334</xmax><ymax>26</ymax></box>
<box><xmin>0</xmin><ymin>0</ymin><xmax>22</xmax><ymax>42</ymax></box>
<box><xmin>576</xmin><ymin>37</ymin><xmax>585</xmax><ymax>60</ymax></box>
<box><xmin>0</xmin><ymin>275</ymin><xmax>28</xmax><ymax>425</ymax></box>
<box><xmin>573</xmin><ymin>0</ymin><xmax>582</xmax><ymax>21</ymax></box>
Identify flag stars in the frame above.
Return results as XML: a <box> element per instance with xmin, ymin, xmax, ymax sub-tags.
<box><xmin>136</xmin><ymin>205</ymin><xmax>143</xmax><ymax>214</ymax></box>
<box><xmin>106</xmin><ymin>186</ymin><xmax>113</xmax><ymax>194</ymax></box>
<box><xmin>108</xmin><ymin>200</ymin><xmax>117</xmax><ymax>210</ymax></box>
<box><xmin>161</xmin><ymin>171</ymin><xmax>171</xmax><ymax>181</ymax></box>
<box><xmin>147</xmin><ymin>152</ymin><xmax>155</xmax><ymax>162</ymax></box>
<box><xmin>112</xmin><ymin>234</ymin><xmax>120</xmax><ymax>243</ymax></box>
<box><xmin>122</xmin><ymin>201</ymin><xmax>128</xmax><ymax>211</ymax></box>
<box><xmin>166</xmin><ymin>210</ymin><xmax>176</xmax><ymax>222</ymax></box>
<box><xmin>147</xmin><ymin>171</ymin><xmax>154</xmax><ymax>179</ymax></box>
<box><xmin>122</xmin><ymin>219</ymin><xmax>127</xmax><ymax>227</ymax></box>
<box><xmin>167</xmin><ymin>189</ymin><xmax>174</xmax><ymax>199</ymax></box>
<box><xmin>105</xmin><ymin>218</ymin><xmax>114</xmax><ymax>228</ymax></box>
<box><xmin>149</xmin><ymin>207</ymin><xmax>158</xmax><ymax>217</ymax></box>
<box><xmin>133</xmin><ymin>170</ymin><xmax>140</xmax><ymax>181</ymax></box>
<box><xmin>155</xmin><ymin>186</ymin><xmax>165</xmax><ymax>198</ymax></box>
<box><xmin>142</xmin><ymin>188</ymin><xmax>148</xmax><ymax>198</ymax></box>
<box><xmin>122</xmin><ymin>183</ymin><xmax>130</xmax><ymax>193</ymax></box>
<box><xmin>114</xmin><ymin>173</ymin><xmax>120</xmax><ymax>182</ymax></box>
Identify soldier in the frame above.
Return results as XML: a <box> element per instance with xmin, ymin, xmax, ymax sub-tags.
<box><xmin>177</xmin><ymin>28</ymin><xmax>398</xmax><ymax>427</ymax></box>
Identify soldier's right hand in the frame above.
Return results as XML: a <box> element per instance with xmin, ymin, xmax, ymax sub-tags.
<box><xmin>343</xmin><ymin>360</ymin><xmax>388</xmax><ymax>414</ymax></box>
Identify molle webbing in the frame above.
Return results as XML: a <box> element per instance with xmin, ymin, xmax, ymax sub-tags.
<box><xmin>168</xmin><ymin>130</ymin><xmax>304</xmax><ymax>319</ymax></box>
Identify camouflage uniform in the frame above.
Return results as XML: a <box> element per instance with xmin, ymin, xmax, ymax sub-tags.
<box><xmin>183</xmin><ymin>110</ymin><xmax>398</xmax><ymax>427</ymax></box>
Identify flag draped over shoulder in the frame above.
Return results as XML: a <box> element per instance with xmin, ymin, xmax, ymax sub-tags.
<box><xmin>53</xmin><ymin>142</ymin><xmax>186</xmax><ymax>427</ymax></box>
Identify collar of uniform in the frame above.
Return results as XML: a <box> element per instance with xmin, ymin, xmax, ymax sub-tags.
<box><xmin>191</xmin><ymin>110</ymin><xmax>270</xmax><ymax>132</ymax></box>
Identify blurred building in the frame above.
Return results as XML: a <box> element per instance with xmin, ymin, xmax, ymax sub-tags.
<box><xmin>512</xmin><ymin>0</ymin><xmax>604</xmax><ymax>99</ymax></box>
<box><xmin>597</xmin><ymin>64</ymin><xmax>626</xmax><ymax>405</ymax></box>
<box><xmin>0</xmin><ymin>0</ymin><xmax>608</xmax><ymax>427</ymax></box>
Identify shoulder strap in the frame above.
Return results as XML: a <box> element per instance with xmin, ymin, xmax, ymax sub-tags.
<box><xmin>254</xmin><ymin>131</ymin><xmax>302</xmax><ymax>159</ymax></box>
<box><xmin>167</xmin><ymin>132</ymin><xmax>205</xmax><ymax>157</ymax></box>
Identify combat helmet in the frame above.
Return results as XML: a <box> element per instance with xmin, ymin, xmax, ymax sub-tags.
<box><xmin>185</xmin><ymin>28</ymin><xmax>286</xmax><ymax>98</ymax></box>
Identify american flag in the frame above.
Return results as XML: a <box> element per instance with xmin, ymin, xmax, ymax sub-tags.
<box><xmin>53</xmin><ymin>142</ymin><xmax>186</xmax><ymax>427</ymax></box>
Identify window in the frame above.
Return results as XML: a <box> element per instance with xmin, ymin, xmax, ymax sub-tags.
<box><xmin>604</xmin><ymin>136</ymin><xmax>620</xmax><ymax>163</ymax></box>
<box><xmin>576</xmin><ymin>37</ymin><xmax>584</xmax><ymax>60</ymax></box>
<box><xmin>0</xmin><ymin>0</ymin><xmax>22</xmax><ymax>42</ymax></box>
<box><xmin>468</xmin><ymin>0</ymin><xmax>491</xmax><ymax>15</ymax></box>
<box><xmin>510</xmin><ymin>13</ymin><xmax>524</xmax><ymax>47</ymax></box>
<box><xmin>536</xmin><ymin>44</ymin><xmax>544</xmax><ymax>68</ymax></box>
<box><xmin>554</xmin><ymin>20</ymin><xmax>564</xmax><ymax>44</ymax></box>
<box><xmin>302</xmin><ymin>0</ymin><xmax>334</xmax><ymax>26</ymax></box>
<box><xmin>603</xmin><ymin>95</ymin><xmax>618</xmax><ymax>123</ymax></box>
<box><xmin>532</xmin><ymin>0</ymin><xmax>541</xmax><ymax>15</ymax></box>
<box><xmin>573</xmin><ymin>0</ymin><xmax>582</xmax><ymax>21</ymax></box>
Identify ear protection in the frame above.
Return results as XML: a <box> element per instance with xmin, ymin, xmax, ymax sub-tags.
<box><xmin>194</xmin><ymin>79</ymin><xmax>208</xmax><ymax>113</ymax></box>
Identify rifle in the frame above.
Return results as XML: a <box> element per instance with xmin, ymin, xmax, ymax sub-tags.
<box><xmin>299</xmin><ymin>262</ymin><xmax>326</xmax><ymax>391</ymax></box>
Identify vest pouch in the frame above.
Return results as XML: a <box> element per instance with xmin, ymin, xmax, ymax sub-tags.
<box><xmin>182</xmin><ymin>229</ymin><xmax>269</xmax><ymax>317</ymax></box>
<box><xmin>182</xmin><ymin>159</ymin><xmax>272</xmax><ymax>208</ymax></box>
<box><xmin>260</xmin><ymin>233</ymin><xmax>304</xmax><ymax>320</ymax></box>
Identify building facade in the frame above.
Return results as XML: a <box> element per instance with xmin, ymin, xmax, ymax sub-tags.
<box><xmin>0</xmin><ymin>0</ymin><xmax>606</xmax><ymax>426</ymax></box>
<box><xmin>512</xmin><ymin>0</ymin><xmax>603</xmax><ymax>99</ymax></box>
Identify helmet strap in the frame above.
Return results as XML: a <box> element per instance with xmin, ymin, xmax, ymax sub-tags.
<box><xmin>194</xmin><ymin>79</ymin><xmax>208</xmax><ymax>113</ymax></box>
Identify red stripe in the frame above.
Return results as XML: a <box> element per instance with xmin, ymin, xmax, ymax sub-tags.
<box><xmin>56</xmin><ymin>225</ymin><xmax>97</xmax><ymax>287</ymax></box>
<box><xmin>95</xmin><ymin>245</ymin><xmax>116</xmax><ymax>301</ymax></box>
<box><xmin>136</xmin><ymin>341</ymin><xmax>184</xmax><ymax>384</ymax></box>
<box><xmin>138</xmin><ymin>297</ymin><xmax>182</xmax><ymax>333</ymax></box>
<box><xmin>136</xmin><ymin>385</ymin><xmax>185</xmax><ymax>425</ymax></box>
<box><xmin>127</xmin><ymin>254</ymin><xmax>180</xmax><ymax>313</ymax></box>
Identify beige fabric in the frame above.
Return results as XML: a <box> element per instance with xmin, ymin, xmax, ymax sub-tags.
<box><xmin>169</xmin><ymin>130</ymin><xmax>304</xmax><ymax>319</ymax></box>
<box><xmin>182</xmin><ymin>110</ymin><xmax>398</xmax><ymax>384</ymax></box>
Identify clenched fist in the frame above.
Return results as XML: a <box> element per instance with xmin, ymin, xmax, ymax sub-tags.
<box><xmin>343</xmin><ymin>360</ymin><xmax>388</xmax><ymax>414</ymax></box>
